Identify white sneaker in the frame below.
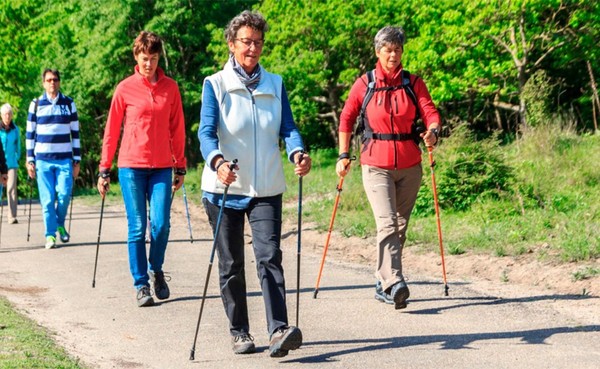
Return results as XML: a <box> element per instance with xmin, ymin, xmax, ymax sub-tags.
<box><xmin>45</xmin><ymin>236</ymin><xmax>56</xmax><ymax>249</ymax></box>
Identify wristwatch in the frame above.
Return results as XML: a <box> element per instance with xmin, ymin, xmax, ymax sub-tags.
<box><xmin>429</xmin><ymin>128</ymin><xmax>439</xmax><ymax>139</ymax></box>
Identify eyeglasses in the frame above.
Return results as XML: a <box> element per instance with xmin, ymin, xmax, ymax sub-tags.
<box><xmin>235</xmin><ymin>38</ymin><xmax>264</xmax><ymax>48</ymax></box>
<box><xmin>45</xmin><ymin>78</ymin><xmax>60</xmax><ymax>83</ymax></box>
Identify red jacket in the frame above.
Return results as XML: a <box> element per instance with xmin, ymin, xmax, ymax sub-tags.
<box><xmin>100</xmin><ymin>66</ymin><xmax>187</xmax><ymax>171</ymax></box>
<box><xmin>339</xmin><ymin>62</ymin><xmax>440</xmax><ymax>169</ymax></box>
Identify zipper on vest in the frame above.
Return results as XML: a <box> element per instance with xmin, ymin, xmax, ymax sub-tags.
<box><xmin>251</xmin><ymin>94</ymin><xmax>258</xmax><ymax>187</ymax></box>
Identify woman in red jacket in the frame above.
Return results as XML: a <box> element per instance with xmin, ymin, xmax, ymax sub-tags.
<box><xmin>337</xmin><ymin>26</ymin><xmax>440</xmax><ymax>310</ymax></box>
<box><xmin>97</xmin><ymin>31</ymin><xmax>187</xmax><ymax>307</ymax></box>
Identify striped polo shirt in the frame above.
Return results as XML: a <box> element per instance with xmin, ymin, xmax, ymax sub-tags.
<box><xmin>26</xmin><ymin>92</ymin><xmax>81</xmax><ymax>163</ymax></box>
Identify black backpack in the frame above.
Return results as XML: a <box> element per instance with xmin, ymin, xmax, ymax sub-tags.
<box><xmin>355</xmin><ymin>69</ymin><xmax>422</xmax><ymax>145</ymax></box>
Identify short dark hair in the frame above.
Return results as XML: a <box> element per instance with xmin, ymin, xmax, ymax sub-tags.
<box><xmin>133</xmin><ymin>31</ymin><xmax>163</xmax><ymax>57</ymax></box>
<box><xmin>42</xmin><ymin>68</ymin><xmax>60</xmax><ymax>82</ymax></box>
<box><xmin>224</xmin><ymin>10</ymin><xmax>268</xmax><ymax>43</ymax></box>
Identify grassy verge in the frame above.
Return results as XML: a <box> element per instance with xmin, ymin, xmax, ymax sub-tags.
<box><xmin>66</xmin><ymin>127</ymin><xmax>599</xmax><ymax>264</ymax></box>
<box><xmin>282</xmin><ymin>128</ymin><xmax>599</xmax><ymax>263</ymax></box>
<box><xmin>0</xmin><ymin>296</ymin><xmax>87</xmax><ymax>369</ymax></box>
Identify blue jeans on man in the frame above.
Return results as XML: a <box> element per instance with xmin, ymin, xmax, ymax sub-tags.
<box><xmin>119</xmin><ymin>167</ymin><xmax>171</xmax><ymax>289</ymax></box>
<box><xmin>35</xmin><ymin>159</ymin><xmax>73</xmax><ymax>237</ymax></box>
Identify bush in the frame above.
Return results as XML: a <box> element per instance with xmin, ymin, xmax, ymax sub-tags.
<box><xmin>414</xmin><ymin>123</ymin><xmax>514</xmax><ymax>214</ymax></box>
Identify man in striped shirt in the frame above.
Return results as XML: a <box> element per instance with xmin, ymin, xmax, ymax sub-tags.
<box><xmin>26</xmin><ymin>69</ymin><xmax>81</xmax><ymax>249</ymax></box>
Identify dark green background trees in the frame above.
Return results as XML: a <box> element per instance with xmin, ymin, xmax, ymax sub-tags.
<box><xmin>1</xmin><ymin>0</ymin><xmax>598</xmax><ymax>188</ymax></box>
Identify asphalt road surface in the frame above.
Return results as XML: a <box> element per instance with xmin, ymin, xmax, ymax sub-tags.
<box><xmin>0</xmin><ymin>198</ymin><xmax>598</xmax><ymax>369</ymax></box>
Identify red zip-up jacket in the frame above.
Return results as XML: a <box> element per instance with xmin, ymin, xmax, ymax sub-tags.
<box><xmin>100</xmin><ymin>66</ymin><xmax>187</xmax><ymax>172</ymax></box>
<box><xmin>339</xmin><ymin>62</ymin><xmax>440</xmax><ymax>169</ymax></box>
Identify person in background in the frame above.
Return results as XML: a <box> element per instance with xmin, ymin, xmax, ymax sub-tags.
<box><xmin>199</xmin><ymin>10</ymin><xmax>311</xmax><ymax>358</ymax></box>
<box><xmin>26</xmin><ymin>69</ymin><xmax>80</xmax><ymax>249</ymax></box>
<box><xmin>337</xmin><ymin>26</ymin><xmax>441</xmax><ymax>310</ymax></box>
<box><xmin>0</xmin><ymin>103</ymin><xmax>20</xmax><ymax>224</ymax></box>
<box><xmin>97</xmin><ymin>31</ymin><xmax>187</xmax><ymax>308</ymax></box>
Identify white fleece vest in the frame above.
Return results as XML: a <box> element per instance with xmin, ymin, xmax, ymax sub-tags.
<box><xmin>201</xmin><ymin>64</ymin><xmax>287</xmax><ymax>197</ymax></box>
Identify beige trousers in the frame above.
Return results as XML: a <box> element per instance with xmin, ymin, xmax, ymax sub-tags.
<box><xmin>362</xmin><ymin>163</ymin><xmax>422</xmax><ymax>292</ymax></box>
<box><xmin>6</xmin><ymin>168</ymin><xmax>18</xmax><ymax>221</ymax></box>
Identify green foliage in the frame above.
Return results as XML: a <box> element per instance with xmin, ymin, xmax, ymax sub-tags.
<box><xmin>414</xmin><ymin>124</ymin><xmax>514</xmax><ymax>214</ymax></box>
<box><xmin>522</xmin><ymin>70</ymin><xmax>553</xmax><ymax>127</ymax></box>
<box><xmin>284</xmin><ymin>125</ymin><xmax>599</xmax><ymax>262</ymax></box>
<box><xmin>572</xmin><ymin>267</ymin><xmax>600</xmax><ymax>282</ymax></box>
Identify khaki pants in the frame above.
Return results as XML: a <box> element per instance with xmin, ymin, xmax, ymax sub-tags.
<box><xmin>362</xmin><ymin>164</ymin><xmax>422</xmax><ymax>292</ymax></box>
<box><xmin>6</xmin><ymin>168</ymin><xmax>18</xmax><ymax>221</ymax></box>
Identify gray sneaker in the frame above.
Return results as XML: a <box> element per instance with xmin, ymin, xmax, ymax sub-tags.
<box><xmin>136</xmin><ymin>286</ymin><xmax>155</xmax><ymax>307</ymax></box>
<box><xmin>232</xmin><ymin>333</ymin><xmax>256</xmax><ymax>354</ymax></box>
<box><xmin>269</xmin><ymin>326</ymin><xmax>302</xmax><ymax>358</ymax></box>
<box><xmin>374</xmin><ymin>281</ymin><xmax>394</xmax><ymax>305</ymax></box>
<box><xmin>150</xmin><ymin>271</ymin><xmax>170</xmax><ymax>300</ymax></box>
<box><xmin>390</xmin><ymin>281</ymin><xmax>410</xmax><ymax>310</ymax></box>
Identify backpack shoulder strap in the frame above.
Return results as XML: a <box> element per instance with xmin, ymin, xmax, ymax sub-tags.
<box><xmin>362</xmin><ymin>69</ymin><xmax>376</xmax><ymax>110</ymax></box>
<box><xmin>402</xmin><ymin>70</ymin><xmax>420</xmax><ymax>121</ymax></box>
<box><xmin>354</xmin><ymin>70</ymin><xmax>376</xmax><ymax>138</ymax></box>
<box><xmin>402</xmin><ymin>70</ymin><xmax>418</xmax><ymax>108</ymax></box>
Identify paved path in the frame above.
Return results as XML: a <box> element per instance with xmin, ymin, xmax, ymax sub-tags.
<box><xmin>0</xmin><ymin>198</ymin><xmax>598</xmax><ymax>369</ymax></box>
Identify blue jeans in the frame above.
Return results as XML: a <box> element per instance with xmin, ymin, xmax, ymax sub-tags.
<box><xmin>35</xmin><ymin>159</ymin><xmax>73</xmax><ymax>237</ymax></box>
<box><xmin>119</xmin><ymin>168</ymin><xmax>172</xmax><ymax>289</ymax></box>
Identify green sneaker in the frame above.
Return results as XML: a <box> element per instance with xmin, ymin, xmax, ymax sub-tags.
<box><xmin>57</xmin><ymin>226</ymin><xmax>70</xmax><ymax>243</ymax></box>
<box><xmin>45</xmin><ymin>236</ymin><xmax>57</xmax><ymax>249</ymax></box>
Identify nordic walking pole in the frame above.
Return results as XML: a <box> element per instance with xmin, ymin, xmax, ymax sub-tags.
<box><xmin>182</xmin><ymin>184</ymin><xmax>194</xmax><ymax>243</ymax></box>
<box><xmin>26</xmin><ymin>179</ymin><xmax>34</xmax><ymax>242</ymax></box>
<box><xmin>295</xmin><ymin>151</ymin><xmax>305</xmax><ymax>327</ymax></box>
<box><xmin>313</xmin><ymin>155</ymin><xmax>356</xmax><ymax>299</ymax></box>
<box><xmin>427</xmin><ymin>145</ymin><xmax>449</xmax><ymax>296</ymax></box>
<box><xmin>68</xmin><ymin>181</ymin><xmax>75</xmax><ymax>234</ymax></box>
<box><xmin>92</xmin><ymin>184</ymin><xmax>107</xmax><ymax>288</ymax></box>
<box><xmin>190</xmin><ymin>159</ymin><xmax>237</xmax><ymax>361</ymax></box>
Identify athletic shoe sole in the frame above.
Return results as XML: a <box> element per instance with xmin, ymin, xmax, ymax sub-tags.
<box><xmin>269</xmin><ymin>327</ymin><xmax>302</xmax><ymax>358</ymax></box>
<box><xmin>392</xmin><ymin>284</ymin><xmax>410</xmax><ymax>310</ymax></box>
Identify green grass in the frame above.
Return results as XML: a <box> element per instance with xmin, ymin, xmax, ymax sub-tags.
<box><xmin>282</xmin><ymin>128</ymin><xmax>600</xmax><ymax>262</ymax></box>
<box><xmin>64</xmin><ymin>127</ymin><xmax>600</xmax><ymax>264</ymax></box>
<box><xmin>0</xmin><ymin>297</ymin><xmax>87</xmax><ymax>369</ymax></box>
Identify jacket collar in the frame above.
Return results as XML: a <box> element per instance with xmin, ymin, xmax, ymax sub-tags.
<box><xmin>375</xmin><ymin>60</ymin><xmax>404</xmax><ymax>85</ymax></box>
<box><xmin>134</xmin><ymin>65</ymin><xmax>165</xmax><ymax>87</ymax></box>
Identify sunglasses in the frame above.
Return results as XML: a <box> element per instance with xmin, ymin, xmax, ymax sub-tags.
<box><xmin>45</xmin><ymin>78</ymin><xmax>60</xmax><ymax>83</ymax></box>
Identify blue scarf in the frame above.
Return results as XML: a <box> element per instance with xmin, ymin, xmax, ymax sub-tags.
<box><xmin>229</xmin><ymin>54</ymin><xmax>261</xmax><ymax>92</ymax></box>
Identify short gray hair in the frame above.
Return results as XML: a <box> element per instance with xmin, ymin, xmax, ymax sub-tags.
<box><xmin>224</xmin><ymin>10</ymin><xmax>268</xmax><ymax>43</ymax></box>
<box><xmin>374</xmin><ymin>26</ymin><xmax>406</xmax><ymax>51</ymax></box>
<box><xmin>0</xmin><ymin>103</ymin><xmax>13</xmax><ymax>115</ymax></box>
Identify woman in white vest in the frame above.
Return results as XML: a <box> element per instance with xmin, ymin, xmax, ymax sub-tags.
<box><xmin>199</xmin><ymin>10</ymin><xmax>311</xmax><ymax>359</ymax></box>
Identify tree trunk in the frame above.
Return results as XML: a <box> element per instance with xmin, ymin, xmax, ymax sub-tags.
<box><xmin>586</xmin><ymin>60</ymin><xmax>599</xmax><ymax>132</ymax></box>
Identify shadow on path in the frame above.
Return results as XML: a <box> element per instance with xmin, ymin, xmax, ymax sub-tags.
<box><xmin>284</xmin><ymin>325</ymin><xmax>600</xmax><ymax>363</ymax></box>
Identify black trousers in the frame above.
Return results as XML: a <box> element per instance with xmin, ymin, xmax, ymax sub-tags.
<box><xmin>203</xmin><ymin>195</ymin><xmax>288</xmax><ymax>336</ymax></box>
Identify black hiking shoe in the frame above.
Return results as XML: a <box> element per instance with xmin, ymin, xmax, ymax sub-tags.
<box><xmin>269</xmin><ymin>326</ymin><xmax>302</xmax><ymax>358</ymax></box>
<box><xmin>150</xmin><ymin>271</ymin><xmax>170</xmax><ymax>300</ymax></box>
<box><xmin>390</xmin><ymin>281</ymin><xmax>410</xmax><ymax>310</ymax></box>
<box><xmin>136</xmin><ymin>286</ymin><xmax>155</xmax><ymax>307</ymax></box>
<box><xmin>232</xmin><ymin>333</ymin><xmax>256</xmax><ymax>354</ymax></box>
<box><xmin>374</xmin><ymin>281</ymin><xmax>394</xmax><ymax>305</ymax></box>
